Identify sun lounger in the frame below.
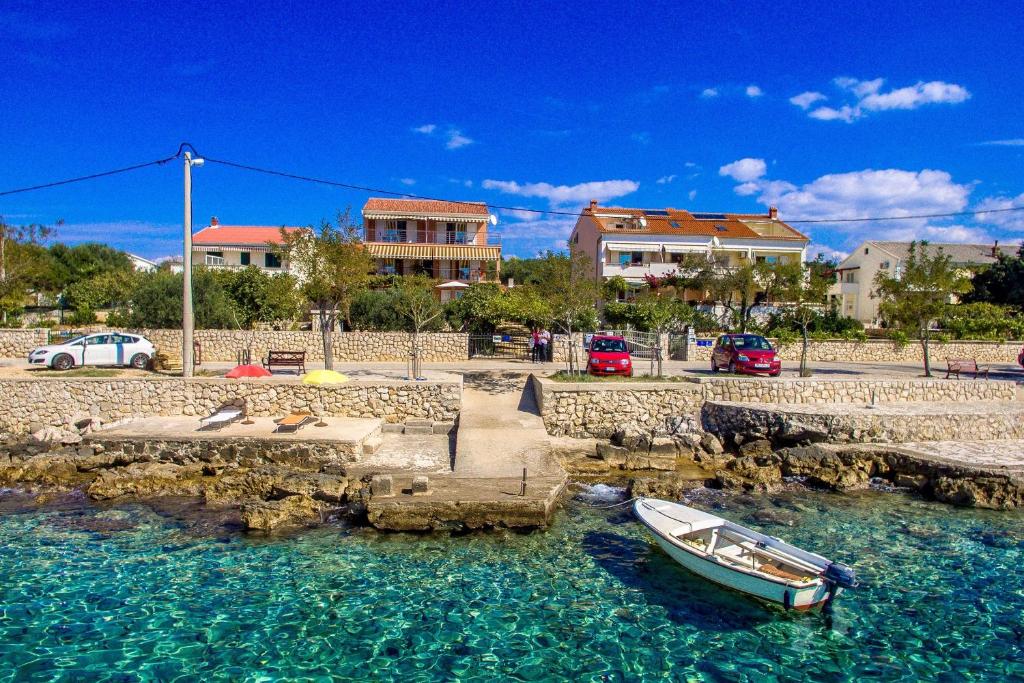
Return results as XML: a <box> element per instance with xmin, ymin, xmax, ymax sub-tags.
<box><xmin>274</xmin><ymin>411</ymin><xmax>314</xmax><ymax>433</ymax></box>
<box><xmin>199</xmin><ymin>407</ymin><xmax>244</xmax><ymax>431</ymax></box>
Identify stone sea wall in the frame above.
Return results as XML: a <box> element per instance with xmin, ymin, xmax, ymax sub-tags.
<box><xmin>0</xmin><ymin>377</ymin><xmax>461</xmax><ymax>434</ymax></box>
<box><xmin>535</xmin><ymin>376</ymin><xmax>1017</xmax><ymax>437</ymax></box>
<box><xmin>701</xmin><ymin>400</ymin><xmax>1024</xmax><ymax>445</ymax></box>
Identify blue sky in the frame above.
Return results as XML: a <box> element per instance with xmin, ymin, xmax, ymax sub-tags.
<box><xmin>1</xmin><ymin>0</ymin><xmax>1022</xmax><ymax>261</ymax></box>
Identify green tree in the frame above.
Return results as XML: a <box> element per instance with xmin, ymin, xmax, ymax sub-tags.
<box><xmin>64</xmin><ymin>270</ymin><xmax>138</xmax><ymax>322</ymax></box>
<box><xmin>873</xmin><ymin>241</ymin><xmax>972</xmax><ymax>377</ymax></box>
<box><xmin>278</xmin><ymin>210</ymin><xmax>375</xmax><ymax>369</ymax></box>
<box><xmin>776</xmin><ymin>259</ymin><xmax>833</xmax><ymax>377</ymax></box>
<box><xmin>394</xmin><ymin>276</ymin><xmax>445</xmax><ymax>369</ymax></box>
<box><xmin>964</xmin><ymin>245</ymin><xmax>1024</xmax><ymax>310</ymax></box>
<box><xmin>444</xmin><ymin>283</ymin><xmax>504</xmax><ymax>333</ymax></box>
<box><xmin>0</xmin><ymin>219</ymin><xmax>56</xmax><ymax>323</ymax></box>
<box><xmin>119</xmin><ymin>268</ymin><xmax>234</xmax><ymax>329</ymax></box>
<box><xmin>536</xmin><ymin>250</ymin><xmax>600</xmax><ymax>373</ymax></box>
<box><xmin>48</xmin><ymin>242</ymin><xmax>132</xmax><ymax>290</ymax></box>
<box><xmin>214</xmin><ymin>267</ymin><xmax>301</xmax><ymax>328</ymax></box>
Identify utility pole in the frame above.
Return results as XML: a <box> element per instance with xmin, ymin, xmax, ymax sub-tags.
<box><xmin>182</xmin><ymin>151</ymin><xmax>203</xmax><ymax>377</ymax></box>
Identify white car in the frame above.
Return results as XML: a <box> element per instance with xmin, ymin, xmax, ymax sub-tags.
<box><xmin>28</xmin><ymin>333</ymin><xmax>156</xmax><ymax>371</ymax></box>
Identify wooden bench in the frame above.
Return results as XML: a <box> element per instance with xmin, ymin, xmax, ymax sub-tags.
<box><xmin>945</xmin><ymin>358</ymin><xmax>990</xmax><ymax>380</ymax></box>
<box><xmin>263</xmin><ymin>350</ymin><xmax>306</xmax><ymax>375</ymax></box>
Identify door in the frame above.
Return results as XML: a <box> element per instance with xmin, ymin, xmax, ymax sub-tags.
<box><xmin>712</xmin><ymin>336</ymin><xmax>729</xmax><ymax>367</ymax></box>
<box><xmin>83</xmin><ymin>334</ymin><xmax>116</xmax><ymax>366</ymax></box>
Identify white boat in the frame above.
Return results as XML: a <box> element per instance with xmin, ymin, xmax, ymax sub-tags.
<box><xmin>633</xmin><ymin>497</ymin><xmax>857</xmax><ymax>611</ymax></box>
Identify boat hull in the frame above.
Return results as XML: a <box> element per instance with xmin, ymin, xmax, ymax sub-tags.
<box><xmin>647</xmin><ymin>532</ymin><xmax>835</xmax><ymax>610</ymax></box>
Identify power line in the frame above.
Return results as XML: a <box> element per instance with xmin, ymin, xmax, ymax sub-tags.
<box><xmin>2</xmin><ymin>145</ymin><xmax>1023</xmax><ymax>226</ymax></box>
<box><xmin>202</xmin><ymin>156</ymin><xmax>583</xmax><ymax>216</ymax></box>
<box><xmin>0</xmin><ymin>155</ymin><xmax>178</xmax><ymax>197</ymax></box>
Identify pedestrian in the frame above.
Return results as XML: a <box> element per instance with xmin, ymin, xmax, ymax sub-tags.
<box><xmin>529</xmin><ymin>328</ymin><xmax>540</xmax><ymax>363</ymax></box>
<box><xmin>539</xmin><ymin>328</ymin><xmax>551</xmax><ymax>362</ymax></box>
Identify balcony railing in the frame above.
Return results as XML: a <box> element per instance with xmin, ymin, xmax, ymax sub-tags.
<box><xmin>205</xmin><ymin>255</ymin><xmax>226</xmax><ymax>266</ymax></box>
<box><xmin>367</xmin><ymin>232</ymin><xmax>502</xmax><ymax>246</ymax></box>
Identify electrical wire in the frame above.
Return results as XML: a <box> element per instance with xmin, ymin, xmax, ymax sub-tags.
<box><xmin>2</xmin><ymin>144</ymin><xmax>1023</xmax><ymax>226</ymax></box>
<box><xmin>0</xmin><ymin>155</ymin><xmax>178</xmax><ymax>197</ymax></box>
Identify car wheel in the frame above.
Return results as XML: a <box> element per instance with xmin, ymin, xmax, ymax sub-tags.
<box><xmin>130</xmin><ymin>353</ymin><xmax>151</xmax><ymax>370</ymax></box>
<box><xmin>52</xmin><ymin>354</ymin><xmax>74</xmax><ymax>371</ymax></box>
<box><xmin>728</xmin><ymin>360</ymin><xmax>736</xmax><ymax>374</ymax></box>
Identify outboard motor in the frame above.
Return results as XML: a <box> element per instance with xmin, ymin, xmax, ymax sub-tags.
<box><xmin>822</xmin><ymin>562</ymin><xmax>858</xmax><ymax>610</ymax></box>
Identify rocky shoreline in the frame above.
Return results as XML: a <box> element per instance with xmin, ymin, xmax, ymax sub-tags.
<box><xmin>557</xmin><ymin>416</ymin><xmax>1024</xmax><ymax>510</ymax></box>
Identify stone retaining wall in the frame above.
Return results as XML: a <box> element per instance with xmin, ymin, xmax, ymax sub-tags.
<box><xmin>535</xmin><ymin>375</ymin><xmax>1017</xmax><ymax>437</ymax></box>
<box><xmin>686</xmin><ymin>338</ymin><xmax>1023</xmax><ymax>364</ymax></box>
<box><xmin>0</xmin><ymin>377</ymin><xmax>461</xmax><ymax>434</ymax></box>
<box><xmin>702</xmin><ymin>400</ymin><xmax>1024</xmax><ymax>444</ymax></box>
<box><xmin>0</xmin><ymin>329</ymin><xmax>48</xmax><ymax>357</ymax></box>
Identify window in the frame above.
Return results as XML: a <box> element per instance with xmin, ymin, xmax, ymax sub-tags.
<box><xmin>381</xmin><ymin>259</ymin><xmax>397</xmax><ymax>275</ymax></box>
<box><xmin>864</xmin><ymin>247</ymin><xmax>870</xmax><ymax>255</ymax></box>
<box><xmin>383</xmin><ymin>220</ymin><xmax>407</xmax><ymax>242</ymax></box>
<box><xmin>755</xmin><ymin>255</ymin><xmax>779</xmax><ymax>264</ymax></box>
<box><xmin>86</xmin><ymin>335</ymin><xmax>111</xmax><ymax>345</ymax></box>
<box><xmin>265</xmin><ymin>253</ymin><xmax>282</xmax><ymax>269</ymax></box>
<box><xmin>844</xmin><ymin>271</ymin><xmax>855</xmax><ymax>283</ymax></box>
<box><xmin>618</xmin><ymin>251</ymin><xmax>643</xmax><ymax>266</ymax></box>
<box><xmin>240</xmin><ymin>252</ymin><xmax>251</xmax><ymax>266</ymax></box>
<box><xmin>880</xmin><ymin>260</ymin><xmax>890</xmax><ymax>269</ymax></box>
<box><xmin>445</xmin><ymin>222</ymin><xmax>467</xmax><ymax>244</ymax></box>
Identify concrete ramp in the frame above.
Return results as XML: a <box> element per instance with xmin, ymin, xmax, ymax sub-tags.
<box><xmin>454</xmin><ymin>373</ymin><xmax>565</xmax><ymax>479</ymax></box>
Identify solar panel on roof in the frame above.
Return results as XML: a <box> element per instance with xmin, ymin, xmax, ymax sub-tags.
<box><xmin>693</xmin><ymin>213</ymin><xmax>726</xmax><ymax>220</ymax></box>
<box><xmin>715</xmin><ymin>225</ymin><xmax>728</xmax><ymax>232</ymax></box>
<box><xmin>670</xmin><ymin>221</ymin><xmax>681</xmax><ymax>228</ymax></box>
<box><xmin>645</xmin><ymin>210</ymin><xmax>670</xmax><ymax>216</ymax></box>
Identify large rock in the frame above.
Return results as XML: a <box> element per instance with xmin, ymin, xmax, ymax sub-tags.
<box><xmin>627</xmin><ymin>472</ymin><xmax>708</xmax><ymax>499</ymax></box>
<box><xmin>241</xmin><ymin>495</ymin><xmax>319</xmax><ymax>532</ymax></box>
<box><xmin>87</xmin><ymin>462</ymin><xmax>205</xmax><ymax>500</ymax></box>
<box><xmin>700</xmin><ymin>433</ymin><xmax>724</xmax><ymax>455</ymax></box>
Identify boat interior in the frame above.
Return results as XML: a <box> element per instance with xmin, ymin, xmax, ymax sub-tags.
<box><xmin>674</xmin><ymin>525</ymin><xmax>820</xmax><ymax>585</ymax></box>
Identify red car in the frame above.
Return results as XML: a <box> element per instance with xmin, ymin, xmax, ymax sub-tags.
<box><xmin>587</xmin><ymin>335</ymin><xmax>633</xmax><ymax>377</ymax></box>
<box><xmin>711</xmin><ymin>333</ymin><xmax>782</xmax><ymax>376</ymax></box>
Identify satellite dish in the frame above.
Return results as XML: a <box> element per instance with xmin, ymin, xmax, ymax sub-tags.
<box><xmin>489</xmin><ymin>214</ymin><xmax>498</xmax><ymax>226</ymax></box>
<box><xmin>638</xmin><ymin>217</ymin><xmax>648</xmax><ymax>228</ymax></box>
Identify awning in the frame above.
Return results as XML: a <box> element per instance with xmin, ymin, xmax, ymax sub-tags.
<box><xmin>435</xmin><ymin>281</ymin><xmax>470</xmax><ymax>289</ymax></box>
<box><xmin>365</xmin><ymin>242</ymin><xmax>500</xmax><ymax>260</ymax></box>
<box><xmin>364</xmin><ymin>212</ymin><xmax>487</xmax><ymax>222</ymax></box>
<box><xmin>663</xmin><ymin>244</ymin><xmax>711</xmax><ymax>254</ymax></box>
<box><xmin>605</xmin><ymin>242</ymin><xmax>662</xmax><ymax>252</ymax></box>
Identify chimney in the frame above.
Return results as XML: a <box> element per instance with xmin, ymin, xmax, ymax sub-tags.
<box><xmin>992</xmin><ymin>240</ymin><xmax>999</xmax><ymax>258</ymax></box>
<box><xmin>768</xmin><ymin>206</ymin><xmax>778</xmax><ymax>220</ymax></box>
<box><xmin>210</xmin><ymin>216</ymin><xmax>219</xmax><ymax>227</ymax></box>
<box><xmin>589</xmin><ymin>199</ymin><xmax>598</xmax><ymax>211</ymax></box>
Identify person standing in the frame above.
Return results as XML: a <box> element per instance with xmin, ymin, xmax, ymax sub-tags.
<box><xmin>539</xmin><ymin>328</ymin><xmax>551</xmax><ymax>362</ymax></box>
<box><xmin>530</xmin><ymin>328</ymin><xmax>540</xmax><ymax>363</ymax></box>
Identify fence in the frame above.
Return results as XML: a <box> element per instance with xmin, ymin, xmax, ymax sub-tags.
<box><xmin>597</xmin><ymin>329</ymin><xmax>660</xmax><ymax>359</ymax></box>
<box><xmin>468</xmin><ymin>334</ymin><xmax>534</xmax><ymax>360</ymax></box>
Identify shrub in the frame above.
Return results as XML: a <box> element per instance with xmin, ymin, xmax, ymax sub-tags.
<box><xmin>938</xmin><ymin>302</ymin><xmax>1024</xmax><ymax>341</ymax></box>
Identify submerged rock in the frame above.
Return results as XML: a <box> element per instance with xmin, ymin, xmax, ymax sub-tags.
<box><xmin>241</xmin><ymin>495</ymin><xmax>319</xmax><ymax>532</ymax></box>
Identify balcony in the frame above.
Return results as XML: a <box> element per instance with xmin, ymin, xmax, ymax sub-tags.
<box><xmin>366</xmin><ymin>231</ymin><xmax>502</xmax><ymax>247</ymax></box>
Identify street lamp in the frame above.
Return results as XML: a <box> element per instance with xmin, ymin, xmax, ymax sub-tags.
<box><xmin>182</xmin><ymin>149</ymin><xmax>204</xmax><ymax>377</ymax></box>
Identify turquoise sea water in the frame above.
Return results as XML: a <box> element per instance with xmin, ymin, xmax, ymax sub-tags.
<box><xmin>0</xmin><ymin>486</ymin><xmax>1022</xmax><ymax>681</ymax></box>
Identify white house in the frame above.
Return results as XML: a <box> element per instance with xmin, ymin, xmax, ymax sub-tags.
<box><xmin>829</xmin><ymin>240</ymin><xmax>1010</xmax><ymax>326</ymax></box>
<box><xmin>127</xmin><ymin>254</ymin><xmax>157</xmax><ymax>272</ymax></box>
<box><xmin>190</xmin><ymin>217</ymin><xmax>306</xmax><ymax>274</ymax></box>
<box><xmin>569</xmin><ymin>201</ymin><xmax>809</xmax><ymax>299</ymax></box>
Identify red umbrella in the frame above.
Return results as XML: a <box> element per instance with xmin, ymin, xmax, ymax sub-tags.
<box><xmin>225</xmin><ymin>364</ymin><xmax>273</xmax><ymax>379</ymax></box>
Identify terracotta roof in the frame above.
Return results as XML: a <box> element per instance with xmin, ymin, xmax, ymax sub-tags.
<box><xmin>363</xmin><ymin>198</ymin><xmax>489</xmax><ymax>216</ymax></box>
<box><xmin>192</xmin><ymin>226</ymin><xmax>306</xmax><ymax>245</ymax></box>
<box><xmin>870</xmin><ymin>241</ymin><xmax>1011</xmax><ymax>265</ymax></box>
<box><xmin>584</xmin><ymin>204</ymin><xmax>807</xmax><ymax>241</ymax></box>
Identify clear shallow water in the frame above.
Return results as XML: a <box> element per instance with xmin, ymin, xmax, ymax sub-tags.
<box><xmin>0</xmin><ymin>488</ymin><xmax>1022</xmax><ymax>681</ymax></box>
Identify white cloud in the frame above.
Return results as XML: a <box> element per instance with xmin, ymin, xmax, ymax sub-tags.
<box><xmin>720</xmin><ymin>165</ymin><xmax>980</xmax><ymax>247</ymax></box>
<box><xmin>700</xmin><ymin>88</ymin><xmax>719</xmax><ymax>98</ymax></box>
<box><xmin>688</xmin><ymin>189</ymin><xmax>698</xmax><ymax>201</ymax></box>
<box><xmin>860</xmin><ymin>81</ymin><xmax>970</xmax><ymax>111</ymax></box>
<box><xmin>745</xmin><ymin>85</ymin><xmax>763</xmax><ymax>98</ymax></box>
<box><xmin>482</xmin><ymin>178</ymin><xmax>640</xmax><ymax>207</ymax></box>
<box><xmin>789</xmin><ymin>91</ymin><xmax>826</xmax><ymax>110</ymax></box>
<box><xmin>793</xmin><ymin>77</ymin><xmax>970</xmax><ymax>123</ymax></box>
<box><xmin>718</xmin><ymin>158</ymin><xmax>767</xmax><ymax>182</ymax></box>
<box><xmin>413</xmin><ymin>124</ymin><xmax>436</xmax><ymax>134</ymax></box>
<box><xmin>656</xmin><ymin>174</ymin><xmax>677</xmax><ymax>185</ymax></box>
<box><xmin>493</xmin><ymin>214</ymin><xmax>577</xmax><ymax>257</ymax></box>
<box><xmin>807</xmin><ymin>244</ymin><xmax>849</xmax><ymax>263</ymax></box>
<box><xmin>445</xmin><ymin>129</ymin><xmax>473</xmax><ymax>149</ymax></box>
<box><xmin>399</xmin><ymin>178</ymin><xmax>416</xmax><ymax>186</ymax></box>
<box><xmin>980</xmin><ymin>139</ymin><xmax>1024</xmax><ymax>147</ymax></box>
<box><xmin>631</xmin><ymin>131</ymin><xmax>651</xmax><ymax>145</ymax></box>
<box><xmin>975</xmin><ymin>192</ymin><xmax>1024</xmax><ymax>230</ymax></box>
<box><xmin>808</xmin><ymin>105</ymin><xmax>859</xmax><ymax>123</ymax></box>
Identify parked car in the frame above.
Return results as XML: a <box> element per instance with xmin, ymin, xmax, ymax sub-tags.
<box><xmin>711</xmin><ymin>333</ymin><xmax>781</xmax><ymax>376</ymax></box>
<box><xmin>587</xmin><ymin>334</ymin><xmax>633</xmax><ymax>377</ymax></box>
<box><xmin>1018</xmin><ymin>345</ymin><xmax>1024</xmax><ymax>368</ymax></box>
<box><xmin>28</xmin><ymin>333</ymin><xmax>156</xmax><ymax>371</ymax></box>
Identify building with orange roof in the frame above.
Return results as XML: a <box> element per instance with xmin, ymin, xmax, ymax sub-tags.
<box><xmin>361</xmin><ymin>198</ymin><xmax>501</xmax><ymax>301</ymax></box>
<box><xmin>569</xmin><ymin>200</ymin><xmax>808</xmax><ymax>297</ymax></box>
<box><xmin>189</xmin><ymin>217</ymin><xmax>308</xmax><ymax>274</ymax></box>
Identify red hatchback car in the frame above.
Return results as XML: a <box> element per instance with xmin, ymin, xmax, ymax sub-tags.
<box><xmin>711</xmin><ymin>333</ymin><xmax>782</xmax><ymax>376</ymax></box>
<box><xmin>587</xmin><ymin>335</ymin><xmax>633</xmax><ymax>377</ymax></box>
